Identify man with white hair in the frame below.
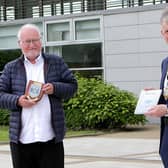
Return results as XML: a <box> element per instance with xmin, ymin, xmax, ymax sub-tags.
<box><xmin>0</xmin><ymin>23</ymin><xmax>77</xmax><ymax>168</ymax></box>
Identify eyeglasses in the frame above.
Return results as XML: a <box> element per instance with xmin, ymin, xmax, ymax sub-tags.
<box><xmin>19</xmin><ymin>38</ymin><xmax>41</xmax><ymax>45</ymax></box>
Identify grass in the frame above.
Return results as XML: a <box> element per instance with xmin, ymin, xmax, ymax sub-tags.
<box><xmin>0</xmin><ymin>126</ymin><xmax>103</xmax><ymax>142</ymax></box>
<box><xmin>0</xmin><ymin>126</ymin><xmax>9</xmax><ymax>142</ymax></box>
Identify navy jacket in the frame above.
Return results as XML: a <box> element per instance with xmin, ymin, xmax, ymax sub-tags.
<box><xmin>0</xmin><ymin>53</ymin><xmax>77</xmax><ymax>143</ymax></box>
<box><xmin>159</xmin><ymin>57</ymin><xmax>168</xmax><ymax>150</ymax></box>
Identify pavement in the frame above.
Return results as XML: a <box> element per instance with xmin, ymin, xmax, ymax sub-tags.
<box><xmin>0</xmin><ymin>124</ymin><xmax>164</xmax><ymax>168</ymax></box>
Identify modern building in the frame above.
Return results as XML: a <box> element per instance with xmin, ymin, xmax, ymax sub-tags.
<box><xmin>0</xmin><ymin>0</ymin><xmax>168</xmax><ymax>98</ymax></box>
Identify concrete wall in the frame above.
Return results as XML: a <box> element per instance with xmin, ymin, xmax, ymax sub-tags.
<box><xmin>103</xmin><ymin>5</ymin><xmax>168</xmax><ymax>96</ymax></box>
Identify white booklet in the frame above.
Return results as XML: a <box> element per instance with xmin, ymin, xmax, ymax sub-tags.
<box><xmin>134</xmin><ymin>89</ymin><xmax>162</xmax><ymax>114</ymax></box>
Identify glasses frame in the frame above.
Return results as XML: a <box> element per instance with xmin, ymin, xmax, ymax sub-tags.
<box><xmin>19</xmin><ymin>38</ymin><xmax>41</xmax><ymax>46</ymax></box>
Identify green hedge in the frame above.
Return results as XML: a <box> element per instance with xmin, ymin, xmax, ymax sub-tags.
<box><xmin>0</xmin><ymin>76</ymin><xmax>146</xmax><ymax>129</ymax></box>
<box><xmin>0</xmin><ymin>50</ymin><xmax>21</xmax><ymax>71</ymax></box>
<box><xmin>64</xmin><ymin>76</ymin><xmax>146</xmax><ymax>130</ymax></box>
<box><xmin>0</xmin><ymin>109</ymin><xmax>9</xmax><ymax>125</ymax></box>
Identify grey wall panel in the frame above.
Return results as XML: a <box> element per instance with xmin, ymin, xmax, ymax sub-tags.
<box><xmin>104</xmin><ymin>40</ymin><xmax>139</xmax><ymax>54</ymax></box>
<box><xmin>106</xmin><ymin>52</ymin><xmax>166</xmax><ymax>68</ymax></box>
<box><xmin>105</xmin><ymin>67</ymin><xmax>160</xmax><ymax>81</ymax></box>
<box><xmin>104</xmin><ymin>13</ymin><xmax>138</xmax><ymax>27</ymax></box>
<box><xmin>138</xmin><ymin>52</ymin><xmax>166</xmax><ymax>67</ymax></box>
<box><xmin>109</xmin><ymin>80</ymin><xmax>160</xmax><ymax>96</ymax></box>
<box><xmin>103</xmin><ymin>7</ymin><xmax>166</xmax><ymax>98</ymax></box>
<box><xmin>139</xmin><ymin>23</ymin><xmax>161</xmax><ymax>38</ymax></box>
<box><xmin>139</xmin><ymin>38</ymin><xmax>167</xmax><ymax>52</ymax></box>
<box><xmin>105</xmin><ymin>25</ymin><xmax>139</xmax><ymax>41</ymax></box>
<box><xmin>106</xmin><ymin>53</ymin><xmax>140</xmax><ymax>68</ymax></box>
<box><xmin>138</xmin><ymin>10</ymin><xmax>162</xmax><ymax>24</ymax></box>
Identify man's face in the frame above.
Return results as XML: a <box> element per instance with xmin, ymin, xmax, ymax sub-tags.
<box><xmin>161</xmin><ymin>21</ymin><xmax>168</xmax><ymax>43</ymax></box>
<box><xmin>18</xmin><ymin>27</ymin><xmax>42</xmax><ymax>61</ymax></box>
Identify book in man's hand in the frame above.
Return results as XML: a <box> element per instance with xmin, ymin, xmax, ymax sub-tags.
<box><xmin>25</xmin><ymin>80</ymin><xmax>44</xmax><ymax>102</ymax></box>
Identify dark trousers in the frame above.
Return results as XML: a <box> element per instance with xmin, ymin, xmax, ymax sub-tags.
<box><xmin>160</xmin><ymin>126</ymin><xmax>168</xmax><ymax>168</ymax></box>
<box><xmin>10</xmin><ymin>139</ymin><xmax>64</xmax><ymax>168</ymax></box>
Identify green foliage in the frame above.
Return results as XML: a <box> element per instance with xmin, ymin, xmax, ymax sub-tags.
<box><xmin>0</xmin><ymin>50</ymin><xmax>21</xmax><ymax>71</ymax></box>
<box><xmin>0</xmin><ymin>109</ymin><xmax>9</xmax><ymax>125</ymax></box>
<box><xmin>64</xmin><ymin>75</ymin><xmax>146</xmax><ymax>130</ymax></box>
<box><xmin>0</xmin><ymin>75</ymin><xmax>146</xmax><ymax>129</ymax></box>
<box><xmin>0</xmin><ymin>49</ymin><xmax>20</xmax><ymax>126</ymax></box>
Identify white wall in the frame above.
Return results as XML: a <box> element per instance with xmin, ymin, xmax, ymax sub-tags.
<box><xmin>103</xmin><ymin>6</ymin><xmax>168</xmax><ymax>96</ymax></box>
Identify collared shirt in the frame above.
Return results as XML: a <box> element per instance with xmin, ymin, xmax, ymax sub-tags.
<box><xmin>19</xmin><ymin>54</ymin><xmax>55</xmax><ymax>144</ymax></box>
<box><xmin>164</xmin><ymin>71</ymin><xmax>168</xmax><ymax>100</ymax></box>
<box><xmin>163</xmin><ymin>71</ymin><xmax>168</xmax><ymax>117</ymax></box>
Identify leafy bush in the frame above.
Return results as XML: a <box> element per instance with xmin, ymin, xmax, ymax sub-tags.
<box><xmin>64</xmin><ymin>76</ymin><xmax>146</xmax><ymax>130</ymax></box>
<box><xmin>0</xmin><ymin>50</ymin><xmax>21</xmax><ymax>71</ymax></box>
<box><xmin>0</xmin><ymin>109</ymin><xmax>9</xmax><ymax>125</ymax></box>
<box><xmin>0</xmin><ymin>76</ymin><xmax>146</xmax><ymax>129</ymax></box>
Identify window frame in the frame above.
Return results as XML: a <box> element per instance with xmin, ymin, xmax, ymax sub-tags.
<box><xmin>44</xmin><ymin>16</ymin><xmax>104</xmax><ymax>79</ymax></box>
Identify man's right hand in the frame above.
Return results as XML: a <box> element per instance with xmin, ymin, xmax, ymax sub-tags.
<box><xmin>17</xmin><ymin>95</ymin><xmax>36</xmax><ymax>108</ymax></box>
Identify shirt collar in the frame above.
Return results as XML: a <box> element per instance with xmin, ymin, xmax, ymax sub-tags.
<box><xmin>24</xmin><ymin>53</ymin><xmax>43</xmax><ymax>64</ymax></box>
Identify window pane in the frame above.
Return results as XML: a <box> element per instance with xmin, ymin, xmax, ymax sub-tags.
<box><xmin>43</xmin><ymin>5</ymin><xmax>52</xmax><ymax>16</ymax></box>
<box><xmin>47</xmin><ymin>22</ymin><xmax>70</xmax><ymax>41</ymax></box>
<box><xmin>6</xmin><ymin>6</ymin><xmax>15</xmax><ymax>21</ymax></box>
<box><xmin>46</xmin><ymin>43</ymin><xmax>102</xmax><ymax>68</ymax></box>
<box><xmin>75</xmin><ymin>19</ymin><xmax>100</xmax><ymax>40</ymax></box>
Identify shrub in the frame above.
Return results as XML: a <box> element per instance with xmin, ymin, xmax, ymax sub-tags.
<box><xmin>64</xmin><ymin>76</ymin><xmax>146</xmax><ymax>130</ymax></box>
<box><xmin>0</xmin><ymin>76</ymin><xmax>146</xmax><ymax>129</ymax></box>
<box><xmin>0</xmin><ymin>109</ymin><xmax>9</xmax><ymax>125</ymax></box>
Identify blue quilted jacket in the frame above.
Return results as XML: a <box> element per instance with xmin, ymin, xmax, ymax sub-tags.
<box><xmin>0</xmin><ymin>53</ymin><xmax>77</xmax><ymax>143</ymax></box>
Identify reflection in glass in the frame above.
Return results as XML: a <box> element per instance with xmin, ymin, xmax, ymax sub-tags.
<box><xmin>47</xmin><ymin>22</ymin><xmax>70</xmax><ymax>41</ymax></box>
<box><xmin>46</xmin><ymin>43</ymin><xmax>102</xmax><ymax>68</ymax></box>
<box><xmin>75</xmin><ymin>19</ymin><xmax>100</xmax><ymax>40</ymax></box>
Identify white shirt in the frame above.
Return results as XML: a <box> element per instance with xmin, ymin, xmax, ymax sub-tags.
<box><xmin>163</xmin><ymin>72</ymin><xmax>168</xmax><ymax>117</ymax></box>
<box><xmin>19</xmin><ymin>55</ymin><xmax>55</xmax><ymax>144</ymax></box>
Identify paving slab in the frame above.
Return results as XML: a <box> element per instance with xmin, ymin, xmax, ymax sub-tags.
<box><xmin>0</xmin><ymin>124</ymin><xmax>164</xmax><ymax>168</ymax></box>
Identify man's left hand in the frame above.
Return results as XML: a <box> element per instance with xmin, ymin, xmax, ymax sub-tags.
<box><xmin>42</xmin><ymin>83</ymin><xmax>54</xmax><ymax>95</ymax></box>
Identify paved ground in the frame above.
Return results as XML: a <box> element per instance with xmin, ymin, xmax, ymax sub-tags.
<box><xmin>0</xmin><ymin>124</ymin><xmax>164</xmax><ymax>168</ymax></box>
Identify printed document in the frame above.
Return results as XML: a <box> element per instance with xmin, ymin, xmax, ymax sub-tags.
<box><xmin>134</xmin><ymin>89</ymin><xmax>162</xmax><ymax>114</ymax></box>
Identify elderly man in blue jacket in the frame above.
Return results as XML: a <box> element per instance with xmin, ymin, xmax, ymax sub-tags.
<box><xmin>0</xmin><ymin>23</ymin><xmax>77</xmax><ymax>168</ymax></box>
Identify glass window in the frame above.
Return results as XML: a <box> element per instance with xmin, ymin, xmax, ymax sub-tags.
<box><xmin>47</xmin><ymin>22</ymin><xmax>70</xmax><ymax>41</ymax></box>
<box><xmin>32</xmin><ymin>6</ymin><xmax>39</xmax><ymax>18</ymax></box>
<box><xmin>72</xmin><ymin>1</ymin><xmax>82</xmax><ymax>14</ymax></box>
<box><xmin>46</xmin><ymin>43</ymin><xmax>102</xmax><ymax>68</ymax></box>
<box><xmin>64</xmin><ymin>2</ymin><xmax>71</xmax><ymax>15</ymax></box>
<box><xmin>75</xmin><ymin>19</ymin><xmax>100</xmax><ymax>40</ymax></box>
<box><xmin>0</xmin><ymin>6</ymin><xmax>3</xmax><ymax>21</ymax></box>
<box><xmin>43</xmin><ymin>5</ymin><xmax>52</xmax><ymax>16</ymax></box>
<box><xmin>6</xmin><ymin>6</ymin><xmax>14</xmax><ymax>21</ymax></box>
<box><xmin>55</xmin><ymin>3</ymin><xmax>61</xmax><ymax>15</ymax></box>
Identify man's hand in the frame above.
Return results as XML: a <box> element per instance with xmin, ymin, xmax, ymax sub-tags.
<box><xmin>17</xmin><ymin>95</ymin><xmax>36</xmax><ymax>108</ymax></box>
<box><xmin>145</xmin><ymin>104</ymin><xmax>167</xmax><ymax>117</ymax></box>
<box><xmin>42</xmin><ymin>83</ymin><xmax>54</xmax><ymax>95</ymax></box>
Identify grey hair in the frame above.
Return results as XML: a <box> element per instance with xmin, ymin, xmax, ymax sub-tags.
<box><xmin>160</xmin><ymin>7</ymin><xmax>168</xmax><ymax>24</ymax></box>
<box><xmin>17</xmin><ymin>24</ymin><xmax>41</xmax><ymax>40</ymax></box>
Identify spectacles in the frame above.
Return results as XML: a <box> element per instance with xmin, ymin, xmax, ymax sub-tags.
<box><xmin>19</xmin><ymin>38</ymin><xmax>41</xmax><ymax>45</ymax></box>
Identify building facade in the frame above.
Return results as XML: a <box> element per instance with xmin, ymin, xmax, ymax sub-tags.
<box><xmin>0</xmin><ymin>1</ymin><xmax>168</xmax><ymax>100</ymax></box>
